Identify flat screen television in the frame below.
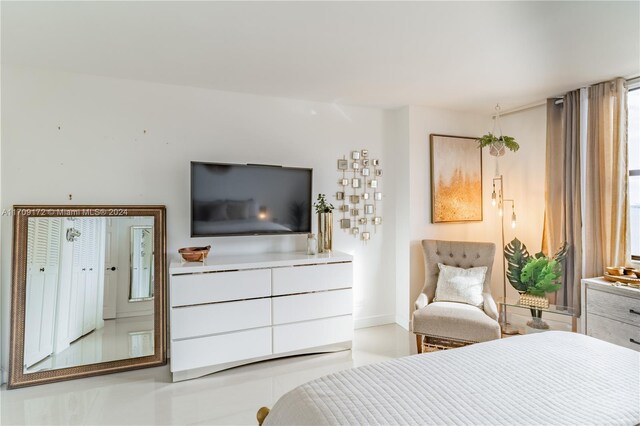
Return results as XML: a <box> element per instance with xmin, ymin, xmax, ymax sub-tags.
<box><xmin>191</xmin><ymin>162</ymin><xmax>312</xmax><ymax>237</ymax></box>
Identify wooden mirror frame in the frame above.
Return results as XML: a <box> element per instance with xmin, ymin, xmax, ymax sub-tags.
<box><xmin>8</xmin><ymin>205</ymin><xmax>167</xmax><ymax>389</ymax></box>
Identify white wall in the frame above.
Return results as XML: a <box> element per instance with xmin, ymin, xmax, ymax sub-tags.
<box><xmin>0</xmin><ymin>64</ymin><xmax>552</xmax><ymax>382</ymax></box>
<box><xmin>387</xmin><ymin>107</ymin><xmax>411</xmax><ymax>328</ymax></box>
<box><xmin>1</xmin><ymin>65</ymin><xmax>397</xmax><ymax>379</ymax></box>
<box><xmin>398</xmin><ymin>105</ymin><xmax>548</xmax><ymax>326</ymax></box>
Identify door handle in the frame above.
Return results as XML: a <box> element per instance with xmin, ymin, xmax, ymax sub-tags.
<box><xmin>107</xmin><ymin>266</ymin><xmax>117</xmax><ymax>271</ymax></box>
<box><xmin>82</xmin><ymin>268</ymin><xmax>86</xmax><ymax>271</ymax></box>
<box><xmin>630</xmin><ymin>309</ymin><xmax>640</xmax><ymax>316</ymax></box>
<box><xmin>630</xmin><ymin>338</ymin><xmax>640</xmax><ymax>346</ymax></box>
<box><xmin>39</xmin><ymin>267</ymin><xmax>45</xmax><ymax>272</ymax></box>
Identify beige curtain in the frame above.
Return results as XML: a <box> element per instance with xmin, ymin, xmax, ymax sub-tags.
<box><xmin>583</xmin><ymin>78</ymin><xmax>629</xmax><ymax>304</ymax></box>
<box><xmin>542</xmin><ymin>90</ymin><xmax>582</xmax><ymax>311</ymax></box>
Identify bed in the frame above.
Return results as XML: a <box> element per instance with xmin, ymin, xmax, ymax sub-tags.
<box><xmin>261</xmin><ymin>332</ymin><xmax>640</xmax><ymax>425</ymax></box>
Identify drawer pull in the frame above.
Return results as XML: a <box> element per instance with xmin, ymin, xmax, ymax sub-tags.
<box><xmin>630</xmin><ymin>309</ymin><xmax>640</xmax><ymax>316</ymax></box>
<box><xmin>630</xmin><ymin>338</ymin><xmax>640</xmax><ymax>346</ymax></box>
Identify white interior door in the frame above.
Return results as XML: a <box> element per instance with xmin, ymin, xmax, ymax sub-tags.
<box><xmin>102</xmin><ymin>219</ymin><xmax>118</xmax><ymax>319</ymax></box>
<box><xmin>23</xmin><ymin>218</ymin><xmax>62</xmax><ymax>368</ymax></box>
<box><xmin>82</xmin><ymin>219</ymin><xmax>99</xmax><ymax>334</ymax></box>
<box><xmin>68</xmin><ymin>219</ymin><xmax>87</xmax><ymax>342</ymax></box>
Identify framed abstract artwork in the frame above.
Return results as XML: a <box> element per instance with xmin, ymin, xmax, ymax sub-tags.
<box><xmin>430</xmin><ymin>134</ymin><xmax>483</xmax><ymax>223</ymax></box>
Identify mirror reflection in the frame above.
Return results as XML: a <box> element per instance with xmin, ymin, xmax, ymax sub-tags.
<box><xmin>130</xmin><ymin>226</ymin><xmax>154</xmax><ymax>301</ymax></box>
<box><xmin>24</xmin><ymin>216</ymin><xmax>155</xmax><ymax>373</ymax></box>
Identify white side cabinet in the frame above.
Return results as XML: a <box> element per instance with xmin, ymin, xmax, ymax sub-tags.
<box><xmin>581</xmin><ymin>277</ymin><xmax>640</xmax><ymax>351</ymax></box>
<box><xmin>169</xmin><ymin>251</ymin><xmax>353</xmax><ymax>381</ymax></box>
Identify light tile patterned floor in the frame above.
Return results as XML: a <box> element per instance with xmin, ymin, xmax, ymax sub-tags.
<box><xmin>1</xmin><ymin>324</ymin><xmax>415</xmax><ymax>425</ymax></box>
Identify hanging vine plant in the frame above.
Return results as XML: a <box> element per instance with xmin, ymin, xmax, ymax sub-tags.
<box><xmin>478</xmin><ymin>105</ymin><xmax>520</xmax><ymax>156</ymax></box>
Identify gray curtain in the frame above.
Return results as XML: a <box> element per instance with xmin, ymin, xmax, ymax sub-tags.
<box><xmin>542</xmin><ymin>90</ymin><xmax>582</xmax><ymax>313</ymax></box>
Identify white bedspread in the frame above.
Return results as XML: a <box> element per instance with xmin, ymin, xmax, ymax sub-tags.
<box><xmin>264</xmin><ymin>332</ymin><xmax>640</xmax><ymax>425</ymax></box>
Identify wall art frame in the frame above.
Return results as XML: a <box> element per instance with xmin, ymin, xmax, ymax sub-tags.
<box><xmin>430</xmin><ymin>134</ymin><xmax>483</xmax><ymax>223</ymax></box>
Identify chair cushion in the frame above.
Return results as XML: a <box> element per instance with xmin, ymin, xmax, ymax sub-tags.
<box><xmin>413</xmin><ymin>302</ymin><xmax>501</xmax><ymax>343</ymax></box>
<box><xmin>433</xmin><ymin>263</ymin><xmax>487</xmax><ymax>308</ymax></box>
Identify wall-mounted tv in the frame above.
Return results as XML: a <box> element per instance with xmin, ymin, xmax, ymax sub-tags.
<box><xmin>191</xmin><ymin>162</ymin><xmax>312</xmax><ymax>237</ymax></box>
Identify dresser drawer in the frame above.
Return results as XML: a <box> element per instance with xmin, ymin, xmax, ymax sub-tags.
<box><xmin>170</xmin><ymin>327</ymin><xmax>272</xmax><ymax>372</ymax></box>
<box><xmin>272</xmin><ymin>289</ymin><xmax>352</xmax><ymax>325</ymax></box>
<box><xmin>171</xmin><ymin>298</ymin><xmax>271</xmax><ymax>340</ymax></box>
<box><xmin>273</xmin><ymin>315</ymin><xmax>353</xmax><ymax>354</ymax></box>
<box><xmin>272</xmin><ymin>262</ymin><xmax>352</xmax><ymax>295</ymax></box>
<box><xmin>586</xmin><ymin>314</ymin><xmax>640</xmax><ymax>351</ymax></box>
<box><xmin>171</xmin><ymin>269</ymin><xmax>271</xmax><ymax>306</ymax></box>
<box><xmin>586</xmin><ymin>288</ymin><xmax>640</xmax><ymax>327</ymax></box>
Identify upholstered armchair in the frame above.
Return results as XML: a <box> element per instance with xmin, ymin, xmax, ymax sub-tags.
<box><xmin>413</xmin><ymin>240</ymin><xmax>501</xmax><ymax>353</ymax></box>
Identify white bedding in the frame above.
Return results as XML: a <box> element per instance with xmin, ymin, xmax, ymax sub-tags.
<box><xmin>264</xmin><ymin>332</ymin><xmax>640</xmax><ymax>425</ymax></box>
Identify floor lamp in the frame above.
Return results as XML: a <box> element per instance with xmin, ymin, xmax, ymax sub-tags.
<box><xmin>491</xmin><ymin>175</ymin><xmax>519</xmax><ymax>335</ymax></box>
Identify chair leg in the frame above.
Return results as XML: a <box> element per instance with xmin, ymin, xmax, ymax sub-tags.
<box><xmin>415</xmin><ymin>334</ymin><xmax>423</xmax><ymax>354</ymax></box>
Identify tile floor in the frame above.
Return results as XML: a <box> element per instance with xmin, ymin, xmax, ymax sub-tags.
<box><xmin>26</xmin><ymin>315</ymin><xmax>155</xmax><ymax>374</ymax></box>
<box><xmin>1</xmin><ymin>324</ymin><xmax>416</xmax><ymax>425</ymax></box>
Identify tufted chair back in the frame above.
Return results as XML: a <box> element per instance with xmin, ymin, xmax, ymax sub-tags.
<box><xmin>421</xmin><ymin>240</ymin><xmax>496</xmax><ymax>303</ymax></box>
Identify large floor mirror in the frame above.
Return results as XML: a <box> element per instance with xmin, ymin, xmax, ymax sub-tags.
<box><xmin>9</xmin><ymin>206</ymin><xmax>166</xmax><ymax>388</ymax></box>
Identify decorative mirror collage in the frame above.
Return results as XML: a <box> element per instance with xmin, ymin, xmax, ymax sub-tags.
<box><xmin>337</xmin><ymin>149</ymin><xmax>382</xmax><ymax>242</ymax></box>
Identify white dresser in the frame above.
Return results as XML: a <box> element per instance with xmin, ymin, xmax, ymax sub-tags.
<box><xmin>581</xmin><ymin>277</ymin><xmax>640</xmax><ymax>351</ymax></box>
<box><xmin>169</xmin><ymin>251</ymin><xmax>354</xmax><ymax>381</ymax></box>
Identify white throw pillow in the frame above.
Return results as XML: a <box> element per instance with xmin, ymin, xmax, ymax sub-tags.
<box><xmin>433</xmin><ymin>263</ymin><xmax>487</xmax><ymax>308</ymax></box>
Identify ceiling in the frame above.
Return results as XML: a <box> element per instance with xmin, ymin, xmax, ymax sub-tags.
<box><xmin>2</xmin><ymin>1</ymin><xmax>639</xmax><ymax>113</ymax></box>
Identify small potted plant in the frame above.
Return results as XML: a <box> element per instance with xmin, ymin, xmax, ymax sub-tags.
<box><xmin>504</xmin><ymin>238</ymin><xmax>567</xmax><ymax>331</ymax></box>
<box><xmin>477</xmin><ymin>133</ymin><xmax>520</xmax><ymax>157</ymax></box>
<box><xmin>477</xmin><ymin>105</ymin><xmax>520</xmax><ymax>156</ymax></box>
<box><xmin>313</xmin><ymin>194</ymin><xmax>334</xmax><ymax>253</ymax></box>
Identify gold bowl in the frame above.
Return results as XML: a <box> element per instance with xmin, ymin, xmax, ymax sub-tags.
<box><xmin>606</xmin><ymin>266</ymin><xmax>624</xmax><ymax>276</ymax></box>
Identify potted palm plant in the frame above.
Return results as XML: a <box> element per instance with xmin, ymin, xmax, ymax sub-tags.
<box><xmin>504</xmin><ymin>238</ymin><xmax>567</xmax><ymax>330</ymax></box>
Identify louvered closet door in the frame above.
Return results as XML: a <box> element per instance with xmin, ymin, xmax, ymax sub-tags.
<box><xmin>24</xmin><ymin>218</ymin><xmax>62</xmax><ymax>368</ymax></box>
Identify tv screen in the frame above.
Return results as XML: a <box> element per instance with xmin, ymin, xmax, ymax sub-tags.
<box><xmin>191</xmin><ymin>162</ymin><xmax>312</xmax><ymax>237</ymax></box>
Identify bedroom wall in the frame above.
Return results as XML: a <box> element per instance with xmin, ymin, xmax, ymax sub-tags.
<box><xmin>402</xmin><ymin>104</ymin><xmax>549</xmax><ymax>328</ymax></box>
<box><xmin>0</xmin><ymin>65</ymin><xmax>398</xmax><ymax>381</ymax></box>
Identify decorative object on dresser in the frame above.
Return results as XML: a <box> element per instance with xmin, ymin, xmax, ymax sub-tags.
<box><xmin>503</xmin><ymin>237</ymin><xmax>568</xmax><ymax>332</ymax></box>
<box><xmin>169</xmin><ymin>251</ymin><xmax>353</xmax><ymax>381</ymax></box>
<box><xmin>603</xmin><ymin>266</ymin><xmax>640</xmax><ymax>288</ymax></box>
<box><xmin>8</xmin><ymin>205</ymin><xmax>167</xmax><ymax>389</ymax></box>
<box><xmin>178</xmin><ymin>245</ymin><xmax>211</xmax><ymax>262</ymax></box>
<box><xmin>313</xmin><ymin>194</ymin><xmax>334</xmax><ymax>253</ymax></box>
<box><xmin>581</xmin><ymin>277</ymin><xmax>640</xmax><ymax>351</ymax></box>
<box><xmin>336</xmin><ymin>149</ymin><xmax>382</xmax><ymax>242</ymax></box>
<box><xmin>412</xmin><ymin>240</ymin><xmax>500</xmax><ymax>353</ymax></box>
<box><xmin>306</xmin><ymin>233</ymin><xmax>318</xmax><ymax>255</ymax></box>
<box><xmin>430</xmin><ymin>134</ymin><xmax>482</xmax><ymax>223</ymax></box>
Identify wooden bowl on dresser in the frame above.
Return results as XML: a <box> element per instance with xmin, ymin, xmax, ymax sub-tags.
<box><xmin>605</xmin><ymin>266</ymin><xmax>624</xmax><ymax>276</ymax></box>
<box><xmin>179</xmin><ymin>245</ymin><xmax>211</xmax><ymax>262</ymax></box>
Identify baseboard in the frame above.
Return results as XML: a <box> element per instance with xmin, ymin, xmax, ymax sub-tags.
<box><xmin>395</xmin><ymin>315</ymin><xmax>411</xmax><ymax>331</ymax></box>
<box><xmin>354</xmin><ymin>314</ymin><xmax>395</xmax><ymax>329</ymax></box>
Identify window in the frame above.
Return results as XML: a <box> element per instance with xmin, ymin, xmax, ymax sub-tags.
<box><xmin>629</xmin><ymin>88</ymin><xmax>640</xmax><ymax>260</ymax></box>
